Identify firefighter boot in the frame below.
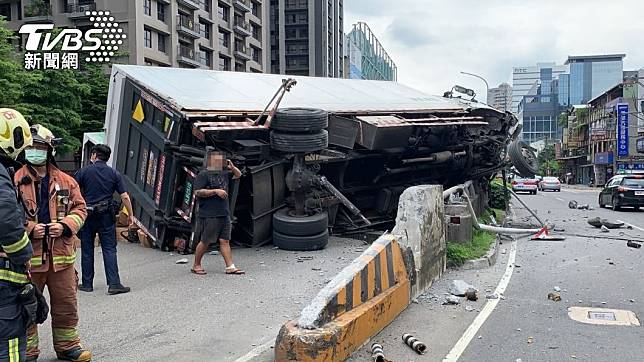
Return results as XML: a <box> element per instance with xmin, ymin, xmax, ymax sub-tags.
<box><xmin>56</xmin><ymin>346</ymin><xmax>92</xmax><ymax>361</ymax></box>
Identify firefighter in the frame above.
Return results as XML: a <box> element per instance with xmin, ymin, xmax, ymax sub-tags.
<box><xmin>0</xmin><ymin>108</ymin><xmax>34</xmax><ymax>362</ymax></box>
<box><xmin>14</xmin><ymin>125</ymin><xmax>91</xmax><ymax>362</ymax></box>
<box><xmin>75</xmin><ymin>144</ymin><xmax>131</xmax><ymax>295</ymax></box>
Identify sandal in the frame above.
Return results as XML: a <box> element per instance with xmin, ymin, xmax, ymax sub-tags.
<box><xmin>191</xmin><ymin>267</ymin><xmax>207</xmax><ymax>275</ymax></box>
<box><xmin>225</xmin><ymin>265</ymin><xmax>245</xmax><ymax>275</ymax></box>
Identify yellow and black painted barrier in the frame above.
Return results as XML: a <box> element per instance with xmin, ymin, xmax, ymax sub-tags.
<box><xmin>274</xmin><ymin>234</ymin><xmax>411</xmax><ymax>361</ymax></box>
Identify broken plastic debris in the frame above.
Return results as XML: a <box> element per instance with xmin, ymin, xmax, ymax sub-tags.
<box><xmin>554</xmin><ymin>286</ymin><xmax>561</xmax><ymax>292</ymax></box>
<box><xmin>548</xmin><ymin>292</ymin><xmax>561</xmax><ymax>302</ymax></box>
<box><xmin>175</xmin><ymin>258</ymin><xmax>189</xmax><ymax>264</ymax></box>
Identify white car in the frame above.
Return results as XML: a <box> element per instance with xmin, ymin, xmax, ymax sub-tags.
<box><xmin>539</xmin><ymin>177</ymin><xmax>561</xmax><ymax>192</ymax></box>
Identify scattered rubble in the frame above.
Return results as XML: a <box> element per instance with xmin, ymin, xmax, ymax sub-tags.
<box><xmin>175</xmin><ymin>258</ymin><xmax>188</xmax><ymax>264</ymax></box>
<box><xmin>465</xmin><ymin>288</ymin><xmax>478</xmax><ymax>301</ymax></box>
<box><xmin>627</xmin><ymin>241</ymin><xmax>642</xmax><ymax>249</ymax></box>
<box><xmin>465</xmin><ymin>305</ymin><xmax>475</xmax><ymax>312</ymax></box>
<box><xmin>449</xmin><ymin>280</ymin><xmax>478</xmax><ymax>297</ymax></box>
<box><xmin>553</xmin><ymin>286</ymin><xmax>561</xmax><ymax>292</ymax></box>
<box><xmin>568</xmin><ymin>200</ymin><xmax>578</xmax><ymax>209</ymax></box>
<box><xmin>443</xmin><ymin>296</ymin><xmax>461</xmax><ymax>305</ymax></box>
<box><xmin>486</xmin><ymin>293</ymin><xmax>499</xmax><ymax>300</ymax></box>
<box><xmin>548</xmin><ymin>292</ymin><xmax>562</xmax><ymax>302</ymax></box>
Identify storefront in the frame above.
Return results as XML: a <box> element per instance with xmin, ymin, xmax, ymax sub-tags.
<box><xmin>593</xmin><ymin>152</ymin><xmax>614</xmax><ymax>186</ymax></box>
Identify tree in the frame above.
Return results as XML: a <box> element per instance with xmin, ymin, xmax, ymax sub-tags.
<box><xmin>0</xmin><ymin>17</ymin><xmax>28</xmax><ymax>107</ymax></box>
<box><xmin>537</xmin><ymin>144</ymin><xmax>560</xmax><ymax>176</ymax></box>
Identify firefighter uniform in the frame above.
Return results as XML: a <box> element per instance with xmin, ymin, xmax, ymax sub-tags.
<box><xmin>15</xmin><ymin>126</ymin><xmax>90</xmax><ymax>361</ymax></box>
<box><xmin>0</xmin><ymin>108</ymin><xmax>34</xmax><ymax>362</ymax></box>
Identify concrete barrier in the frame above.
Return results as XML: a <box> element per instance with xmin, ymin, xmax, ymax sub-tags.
<box><xmin>392</xmin><ymin>185</ymin><xmax>446</xmax><ymax>298</ymax></box>
<box><xmin>274</xmin><ymin>184</ymin><xmax>448</xmax><ymax>361</ymax></box>
<box><xmin>274</xmin><ymin>234</ymin><xmax>410</xmax><ymax>361</ymax></box>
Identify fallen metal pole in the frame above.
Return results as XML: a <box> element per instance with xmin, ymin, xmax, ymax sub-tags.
<box><xmin>507</xmin><ymin>188</ymin><xmax>545</xmax><ymax>226</ymax></box>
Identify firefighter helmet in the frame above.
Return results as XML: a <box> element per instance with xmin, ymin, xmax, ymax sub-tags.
<box><xmin>0</xmin><ymin>108</ymin><xmax>33</xmax><ymax>160</ymax></box>
<box><xmin>30</xmin><ymin>124</ymin><xmax>57</xmax><ymax>156</ymax></box>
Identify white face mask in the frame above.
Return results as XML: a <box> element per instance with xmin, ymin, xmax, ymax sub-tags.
<box><xmin>25</xmin><ymin>149</ymin><xmax>48</xmax><ymax>166</ymax></box>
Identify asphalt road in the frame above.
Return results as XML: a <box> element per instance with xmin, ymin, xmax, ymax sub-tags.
<box><xmin>350</xmin><ymin>185</ymin><xmax>644</xmax><ymax>362</ymax></box>
<box><xmin>30</xmin><ymin>236</ymin><xmax>368</xmax><ymax>362</ymax></box>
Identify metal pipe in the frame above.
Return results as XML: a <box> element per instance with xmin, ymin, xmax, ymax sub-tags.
<box><xmin>401</xmin><ymin>151</ymin><xmax>455</xmax><ymax>165</ymax></box>
<box><xmin>508</xmin><ymin>188</ymin><xmax>545</xmax><ymax>226</ymax></box>
<box><xmin>318</xmin><ymin>176</ymin><xmax>371</xmax><ymax>225</ymax></box>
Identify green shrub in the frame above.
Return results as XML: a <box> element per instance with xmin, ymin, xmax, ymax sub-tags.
<box><xmin>489</xmin><ymin>180</ymin><xmax>511</xmax><ymax>210</ymax></box>
<box><xmin>446</xmin><ymin>230</ymin><xmax>496</xmax><ymax>266</ymax></box>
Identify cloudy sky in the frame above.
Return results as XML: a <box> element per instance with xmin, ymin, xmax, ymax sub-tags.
<box><xmin>344</xmin><ymin>0</ymin><xmax>644</xmax><ymax>100</ymax></box>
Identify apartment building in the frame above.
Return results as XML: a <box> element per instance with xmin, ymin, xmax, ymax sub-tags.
<box><xmin>0</xmin><ymin>0</ymin><xmax>270</xmax><ymax>72</ymax></box>
<box><xmin>269</xmin><ymin>0</ymin><xmax>344</xmax><ymax>77</ymax></box>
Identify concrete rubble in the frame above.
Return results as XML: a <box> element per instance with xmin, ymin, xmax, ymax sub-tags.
<box><xmin>449</xmin><ymin>280</ymin><xmax>478</xmax><ymax>297</ymax></box>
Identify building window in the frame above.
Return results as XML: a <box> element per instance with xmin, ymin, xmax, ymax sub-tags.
<box><xmin>199</xmin><ymin>21</ymin><xmax>211</xmax><ymax>39</ymax></box>
<box><xmin>219</xmin><ymin>55</ymin><xmax>230</xmax><ymax>70</ymax></box>
<box><xmin>143</xmin><ymin>0</ymin><xmax>151</xmax><ymax>16</ymax></box>
<box><xmin>199</xmin><ymin>0</ymin><xmax>211</xmax><ymax>12</ymax></box>
<box><xmin>157</xmin><ymin>3</ymin><xmax>166</xmax><ymax>22</ymax></box>
<box><xmin>158</xmin><ymin>33</ymin><xmax>166</xmax><ymax>53</ymax></box>
<box><xmin>0</xmin><ymin>4</ymin><xmax>11</xmax><ymax>21</ymax></box>
<box><xmin>218</xmin><ymin>3</ymin><xmax>229</xmax><ymax>22</ymax></box>
<box><xmin>144</xmin><ymin>29</ymin><xmax>152</xmax><ymax>48</ymax></box>
<box><xmin>251</xmin><ymin>1</ymin><xmax>261</xmax><ymax>17</ymax></box>
<box><xmin>198</xmin><ymin>48</ymin><xmax>212</xmax><ymax>66</ymax></box>
<box><xmin>219</xmin><ymin>29</ymin><xmax>230</xmax><ymax>48</ymax></box>
<box><xmin>235</xmin><ymin>62</ymin><xmax>245</xmax><ymax>72</ymax></box>
<box><xmin>251</xmin><ymin>23</ymin><xmax>261</xmax><ymax>41</ymax></box>
<box><xmin>251</xmin><ymin>46</ymin><xmax>261</xmax><ymax>64</ymax></box>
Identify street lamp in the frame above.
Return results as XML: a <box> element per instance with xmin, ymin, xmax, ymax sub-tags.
<box><xmin>460</xmin><ymin>71</ymin><xmax>490</xmax><ymax>103</ymax></box>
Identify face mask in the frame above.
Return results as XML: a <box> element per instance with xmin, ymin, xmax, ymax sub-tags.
<box><xmin>25</xmin><ymin>149</ymin><xmax>48</xmax><ymax>166</ymax></box>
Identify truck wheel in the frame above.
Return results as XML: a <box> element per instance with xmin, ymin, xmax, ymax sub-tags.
<box><xmin>273</xmin><ymin>209</ymin><xmax>328</xmax><ymax>236</ymax></box>
<box><xmin>271</xmin><ymin>108</ymin><xmax>329</xmax><ymax>132</ymax></box>
<box><xmin>509</xmin><ymin>140</ymin><xmax>538</xmax><ymax>178</ymax></box>
<box><xmin>273</xmin><ymin>230</ymin><xmax>329</xmax><ymax>251</ymax></box>
<box><xmin>270</xmin><ymin>130</ymin><xmax>328</xmax><ymax>153</ymax></box>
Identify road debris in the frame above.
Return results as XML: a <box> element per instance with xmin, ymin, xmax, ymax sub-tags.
<box><xmin>486</xmin><ymin>293</ymin><xmax>499</xmax><ymax>300</ymax></box>
<box><xmin>465</xmin><ymin>305</ymin><xmax>475</xmax><ymax>312</ymax></box>
<box><xmin>568</xmin><ymin>200</ymin><xmax>578</xmax><ymax>209</ymax></box>
<box><xmin>587</xmin><ymin>217</ymin><xmax>603</xmax><ymax>228</ymax></box>
<box><xmin>209</xmin><ymin>251</ymin><xmax>219</xmax><ymax>255</ymax></box>
<box><xmin>548</xmin><ymin>292</ymin><xmax>562</xmax><ymax>302</ymax></box>
<box><xmin>449</xmin><ymin>280</ymin><xmax>478</xmax><ymax>297</ymax></box>
<box><xmin>627</xmin><ymin>241</ymin><xmax>642</xmax><ymax>249</ymax></box>
<box><xmin>527</xmin><ymin>336</ymin><xmax>534</xmax><ymax>345</ymax></box>
<box><xmin>465</xmin><ymin>288</ymin><xmax>478</xmax><ymax>301</ymax></box>
<box><xmin>296</xmin><ymin>256</ymin><xmax>314</xmax><ymax>262</ymax></box>
<box><xmin>371</xmin><ymin>343</ymin><xmax>386</xmax><ymax>362</ymax></box>
<box><xmin>175</xmin><ymin>258</ymin><xmax>188</xmax><ymax>264</ymax></box>
<box><xmin>601</xmin><ymin>225</ymin><xmax>610</xmax><ymax>233</ymax></box>
<box><xmin>554</xmin><ymin>286</ymin><xmax>561</xmax><ymax>292</ymax></box>
<box><xmin>402</xmin><ymin>334</ymin><xmax>427</xmax><ymax>355</ymax></box>
<box><xmin>443</xmin><ymin>296</ymin><xmax>461</xmax><ymax>305</ymax></box>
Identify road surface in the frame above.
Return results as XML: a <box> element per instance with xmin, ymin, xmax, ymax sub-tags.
<box><xmin>350</xmin><ymin>185</ymin><xmax>644</xmax><ymax>361</ymax></box>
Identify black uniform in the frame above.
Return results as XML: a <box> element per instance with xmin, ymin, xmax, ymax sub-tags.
<box><xmin>0</xmin><ymin>159</ymin><xmax>33</xmax><ymax>362</ymax></box>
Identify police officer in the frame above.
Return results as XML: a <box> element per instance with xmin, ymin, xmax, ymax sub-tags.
<box><xmin>75</xmin><ymin>144</ymin><xmax>132</xmax><ymax>295</ymax></box>
<box><xmin>0</xmin><ymin>108</ymin><xmax>34</xmax><ymax>362</ymax></box>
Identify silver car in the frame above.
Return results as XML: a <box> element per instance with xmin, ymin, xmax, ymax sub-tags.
<box><xmin>539</xmin><ymin>176</ymin><xmax>561</xmax><ymax>192</ymax></box>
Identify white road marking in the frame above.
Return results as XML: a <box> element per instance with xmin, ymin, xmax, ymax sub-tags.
<box><xmin>617</xmin><ymin>220</ymin><xmax>644</xmax><ymax>232</ymax></box>
<box><xmin>443</xmin><ymin>240</ymin><xmax>518</xmax><ymax>362</ymax></box>
<box><xmin>234</xmin><ymin>337</ymin><xmax>276</xmax><ymax>362</ymax></box>
<box><xmin>556</xmin><ymin>197</ymin><xmax>564</xmax><ymax>202</ymax></box>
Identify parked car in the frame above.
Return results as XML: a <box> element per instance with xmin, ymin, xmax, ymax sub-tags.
<box><xmin>539</xmin><ymin>176</ymin><xmax>561</xmax><ymax>192</ymax></box>
<box><xmin>599</xmin><ymin>175</ymin><xmax>644</xmax><ymax>211</ymax></box>
<box><xmin>512</xmin><ymin>178</ymin><xmax>538</xmax><ymax>194</ymax></box>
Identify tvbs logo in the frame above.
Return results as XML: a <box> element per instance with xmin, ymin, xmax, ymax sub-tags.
<box><xmin>18</xmin><ymin>10</ymin><xmax>125</xmax><ymax>70</ymax></box>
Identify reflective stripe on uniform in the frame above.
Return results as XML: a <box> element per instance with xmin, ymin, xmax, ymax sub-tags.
<box><xmin>52</xmin><ymin>328</ymin><xmax>78</xmax><ymax>342</ymax></box>
<box><xmin>3</xmin><ymin>232</ymin><xmax>29</xmax><ymax>254</ymax></box>
<box><xmin>30</xmin><ymin>257</ymin><xmax>43</xmax><ymax>267</ymax></box>
<box><xmin>0</xmin><ymin>269</ymin><xmax>28</xmax><ymax>284</ymax></box>
<box><xmin>67</xmin><ymin>214</ymin><xmax>84</xmax><ymax>229</ymax></box>
<box><xmin>52</xmin><ymin>253</ymin><xmax>76</xmax><ymax>265</ymax></box>
<box><xmin>8</xmin><ymin>338</ymin><xmax>18</xmax><ymax>362</ymax></box>
<box><xmin>26</xmin><ymin>333</ymin><xmax>38</xmax><ymax>349</ymax></box>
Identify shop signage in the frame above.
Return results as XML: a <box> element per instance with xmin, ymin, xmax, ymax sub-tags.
<box><xmin>617</xmin><ymin>103</ymin><xmax>629</xmax><ymax>157</ymax></box>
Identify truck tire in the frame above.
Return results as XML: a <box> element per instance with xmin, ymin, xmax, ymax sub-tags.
<box><xmin>271</xmin><ymin>108</ymin><xmax>329</xmax><ymax>132</ymax></box>
<box><xmin>273</xmin><ymin>230</ymin><xmax>329</xmax><ymax>251</ymax></box>
<box><xmin>509</xmin><ymin>140</ymin><xmax>538</xmax><ymax>177</ymax></box>
<box><xmin>273</xmin><ymin>209</ymin><xmax>328</xmax><ymax>236</ymax></box>
<box><xmin>270</xmin><ymin>130</ymin><xmax>328</xmax><ymax>153</ymax></box>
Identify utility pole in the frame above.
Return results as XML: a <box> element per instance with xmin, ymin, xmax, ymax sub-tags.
<box><xmin>461</xmin><ymin>71</ymin><xmax>490</xmax><ymax>103</ymax></box>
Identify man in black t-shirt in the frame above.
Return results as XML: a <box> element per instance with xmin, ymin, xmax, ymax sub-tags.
<box><xmin>191</xmin><ymin>152</ymin><xmax>244</xmax><ymax>275</ymax></box>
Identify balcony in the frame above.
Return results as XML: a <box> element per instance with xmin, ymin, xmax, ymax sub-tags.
<box><xmin>233</xmin><ymin>18</ymin><xmax>251</xmax><ymax>37</ymax></box>
<box><xmin>177</xmin><ymin>15</ymin><xmax>200</xmax><ymax>38</ymax></box>
<box><xmin>233</xmin><ymin>0</ymin><xmax>251</xmax><ymax>13</ymax></box>
<box><xmin>177</xmin><ymin>0</ymin><xmax>200</xmax><ymax>10</ymax></box>
<box><xmin>23</xmin><ymin>4</ymin><xmax>53</xmax><ymax>23</ymax></box>
<box><xmin>177</xmin><ymin>45</ymin><xmax>201</xmax><ymax>67</ymax></box>
<box><xmin>234</xmin><ymin>44</ymin><xmax>250</xmax><ymax>60</ymax></box>
<box><xmin>65</xmin><ymin>2</ymin><xmax>96</xmax><ymax>17</ymax></box>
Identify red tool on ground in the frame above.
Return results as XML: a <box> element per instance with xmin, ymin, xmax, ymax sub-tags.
<box><xmin>531</xmin><ymin>225</ymin><xmax>566</xmax><ymax>241</ymax></box>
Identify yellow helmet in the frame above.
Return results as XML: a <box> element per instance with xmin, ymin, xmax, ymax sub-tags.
<box><xmin>0</xmin><ymin>108</ymin><xmax>33</xmax><ymax>160</ymax></box>
<box><xmin>30</xmin><ymin>124</ymin><xmax>57</xmax><ymax>156</ymax></box>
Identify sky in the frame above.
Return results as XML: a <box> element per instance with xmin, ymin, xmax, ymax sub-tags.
<box><xmin>344</xmin><ymin>0</ymin><xmax>644</xmax><ymax>101</ymax></box>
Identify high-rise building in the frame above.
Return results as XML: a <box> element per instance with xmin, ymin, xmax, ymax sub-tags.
<box><xmin>0</xmin><ymin>0</ymin><xmax>270</xmax><ymax>72</ymax></box>
<box><xmin>565</xmin><ymin>54</ymin><xmax>625</xmax><ymax>105</ymax></box>
<box><xmin>511</xmin><ymin>62</ymin><xmax>568</xmax><ymax>114</ymax></box>
<box><xmin>344</xmin><ymin>22</ymin><xmax>396</xmax><ymax>81</ymax></box>
<box><xmin>517</xmin><ymin>70</ymin><xmax>566</xmax><ymax>143</ymax></box>
<box><xmin>269</xmin><ymin>0</ymin><xmax>344</xmax><ymax>77</ymax></box>
<box><xmin>487</xmin><ymin>83</ymin><xmax>512</xmax><ymax>112</ymax></box>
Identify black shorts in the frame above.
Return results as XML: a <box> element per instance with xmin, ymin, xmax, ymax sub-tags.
<box><xmin>195</xmin><ymin>216</ymin><xmax>232</xmax><ymax>245</ymax></box>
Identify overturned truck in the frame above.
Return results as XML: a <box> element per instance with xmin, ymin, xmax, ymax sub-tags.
<box><xmin>101</xmin><ymin>65</ymin><xmax>531</xmax><ymax>251</ymax></box>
